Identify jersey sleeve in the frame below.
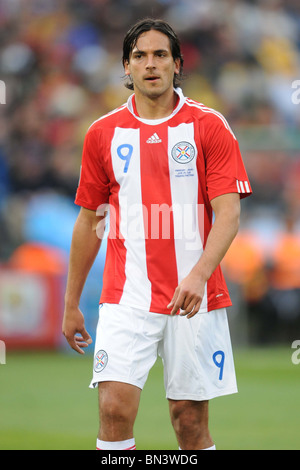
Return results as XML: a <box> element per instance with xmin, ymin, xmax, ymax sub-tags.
<box><xmin>203</xmin><ymin>115</ymin><xmax>252</xmax><ymax>201</ymax></box>
<box><xmin>75</xmin><ymin>126</ymin><xmax>110</xmax><ymax>211</ymax></box>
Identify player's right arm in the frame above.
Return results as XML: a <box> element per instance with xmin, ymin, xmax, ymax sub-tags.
<box><xmin>62</xmin><ymin>207</ymin><xmax>105</xmax><ymax>354</ymax></box>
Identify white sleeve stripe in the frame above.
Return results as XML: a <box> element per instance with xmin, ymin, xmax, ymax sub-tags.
<box><xmin>87</xmin><ymin>104</ymin><xmax>127</xmax><ymax>130</ymax></box>
<box><xmin>244</xmin><ymin>181</ymin><xmax>250</xmax><ymax>193</ymax></box>
<box><xmin>236</xmin><ymin>180</ymin><xmax>251</xmax><ymax>194</ymax></box>
<box><xmin>185</xmin><ymin>99</ymin><xmax>237</xmax><ymax>140</ymax></box>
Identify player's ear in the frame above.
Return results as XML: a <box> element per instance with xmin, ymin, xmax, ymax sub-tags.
<box><xmin>124</xmin><ymin>60</ymin><xmax>131</xmax><ymax>76</ymax></box>
<box><xmin>174</xmin><ymin>57</ymin><xmax>181</xmax><ymax>76</ymax></box>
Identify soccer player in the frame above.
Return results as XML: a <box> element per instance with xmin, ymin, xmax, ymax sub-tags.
<box><xmin>62</xmin><ymin>18</ymin><xmax>252</xmax><ymax>451</ymax></box>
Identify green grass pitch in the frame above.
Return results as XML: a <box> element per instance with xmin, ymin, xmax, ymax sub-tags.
<box><xmin>0</xmin><ymin>347</ymin><xmax>299</xmax><ymax>450</ymax></box>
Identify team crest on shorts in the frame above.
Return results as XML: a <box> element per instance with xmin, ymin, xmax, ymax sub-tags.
<box><xmin>171</xmin><ymin>141</ymin><xmax>195</xmax><ymax>164</ymax></box>
<box><xmin>94</xmin><ymin>350</ymin><xmax>108</xmax><ymax>373</ymax></box>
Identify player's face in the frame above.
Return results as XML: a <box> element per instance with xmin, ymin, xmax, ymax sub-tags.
<box><xmin>124</xmin><ymin>29</ymin><xmax>181</xmax><ymax>100</ymax></box>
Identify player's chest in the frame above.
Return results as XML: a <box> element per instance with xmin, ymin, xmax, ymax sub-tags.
<box><xmin>108</xmin><ymin>122</ymin><xmax>202</xmax><ymax>187</ymax></box>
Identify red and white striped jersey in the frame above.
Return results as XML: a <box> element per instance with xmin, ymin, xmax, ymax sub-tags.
<box><xmin>75</xmin><ymin>88</ymin><xmax>252</xmax><ymax>314</ymax></box>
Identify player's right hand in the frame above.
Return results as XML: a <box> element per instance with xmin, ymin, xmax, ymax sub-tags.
<box><xmin>62</xmin><ymin>306</ymin><xmax>92</xmax><ymax>355</ymax></box>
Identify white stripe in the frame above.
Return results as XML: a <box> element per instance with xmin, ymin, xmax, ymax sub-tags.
<box><xmin>244</xmin><ymin>181</ymin><xmax>250</xmax><ymax>193</ymax></box>
<box><xmin>185</xmin><ymin>100</ymin><xmax>237</xmax><ymax>140</ymax></box>
<box><xmin>168</xmin><ymin>123</ymin><xmax>207</xmax><ymax>312</ymax></box>
<box><xmin>111</xmin><ymin>127</ymin><xmax>152</xmax><ymax>309</ymax></box>
<box><xmin>186</xmin><ymin>99</ymin><xmax>231</xmax><ymax>132</ymax></box>
<box><xmin>186</xmin><ymin>99</ymin><xmax>234</xmax><ymax>136</ymax></box>
<box><xmin>236</xmin><ymin>180</ymin><xmax>240</xmax><ymax>193</ymax></box>
<box><xmin>88</xmin><ymin>104</ymin><xmax>127</xmax><ymax>130</ymax></box>
<box><xmin>239</xmin><ymin>181</ymin><xmax>245</xmax><ymax>193</ymax></box>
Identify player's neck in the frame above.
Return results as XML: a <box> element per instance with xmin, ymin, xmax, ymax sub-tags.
<box><xmin>133</xmin><ymin>89</ymin><xmax>178</xmax><ymax>120</ymax></box>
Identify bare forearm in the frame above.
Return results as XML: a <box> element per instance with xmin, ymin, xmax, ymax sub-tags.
<box><xmin>192</xmin><ymin>199</ymin><xmax>240</xmax><ymax>282</ymax></box>
<box><xmin>64</xmin><ymin>208</ymin><xmax>102</xmax><ymax>308</ymax></box>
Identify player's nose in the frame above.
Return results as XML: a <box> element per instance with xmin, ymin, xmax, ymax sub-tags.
<box><xmin>145</xmin><ymin>54</ymin><xmax>156</xmax><ymax>69</ymax></box>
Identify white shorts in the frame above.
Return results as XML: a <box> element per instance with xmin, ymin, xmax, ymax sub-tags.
<box><xmin>90</xmin><ymin>303</ymin><xmax>238</xmax><ymax>401</ymax></box>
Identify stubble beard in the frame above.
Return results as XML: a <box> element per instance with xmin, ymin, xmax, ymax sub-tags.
<box><xmin>134</xmin><ymin>79</ymin><xmax>174</xmax><ymax>102</ymax></box>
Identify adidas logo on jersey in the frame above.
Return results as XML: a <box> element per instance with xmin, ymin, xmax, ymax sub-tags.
<box><xmin>146</xmin><ymin>133</ymin><xmax>162</xmax><ymax>144</ymax></box>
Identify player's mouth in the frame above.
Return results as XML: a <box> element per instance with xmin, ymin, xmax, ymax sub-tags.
<box><xmin>144</xmin><ymin>75</ymin><xmax>160</xmax><ymax>82</ymax></box>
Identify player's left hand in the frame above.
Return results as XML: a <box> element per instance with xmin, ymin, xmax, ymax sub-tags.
<box><xmin>62</xmin><ymin>306</ymin><xmax>92</xmax><ymax>354</ymax></box>
<box><xmin>167</xmin><ymin>272</ymin><xmax>205</xmax><ymax>319</ymax></box>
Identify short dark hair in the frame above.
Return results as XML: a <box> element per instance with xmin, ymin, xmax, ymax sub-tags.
<box><xmin>122</xmin><ymin>18</ymin><xmax>184</xmax><ymax>90</ymax></box>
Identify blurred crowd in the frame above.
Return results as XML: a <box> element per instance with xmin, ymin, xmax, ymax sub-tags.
<box><xmin>0</xmin><ymin>0</ymin><xmax>299</xmax><ymax>345</ymax></box>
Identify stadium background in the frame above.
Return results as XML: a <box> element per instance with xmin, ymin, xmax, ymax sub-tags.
<box><xmin>0</xmin><ymin>0</ymin><xmax>299</xmax><ymax>450</ymax></box>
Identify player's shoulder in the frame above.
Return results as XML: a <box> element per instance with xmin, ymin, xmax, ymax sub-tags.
<box><xmin>184</xmin><ymin>96</ymin><xmax>236</xmax><ymax>138</ymax></box>
<box><xmin>87</xmin><ymin>103</ymin><xmax>129</xmax><ymax>134</ymax></box>
<box><xmin>185</xmin><ymin>97</ymin><xmax>228</xmax><ymax>126</ymax></box>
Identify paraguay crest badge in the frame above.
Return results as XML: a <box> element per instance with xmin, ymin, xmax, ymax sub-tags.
<box><xmin>171</xmin><ymin>141</ymin><xmax>195</xmax><ymax>164</ymax></box>
<box><xmin>94</xmin><ymin>350</ymin><xmax>108</xmax><ymax>373</ymax></box>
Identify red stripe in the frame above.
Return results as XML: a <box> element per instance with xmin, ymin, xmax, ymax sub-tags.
<box><xmin>140</xmin><ymin>124</ymin><xmax>178</xmax><ymax>314</ymax></box>
<box><xmin>100</xmin><ymin>130</ymin><xmax>127</xmax><ymax>305</ymax></box>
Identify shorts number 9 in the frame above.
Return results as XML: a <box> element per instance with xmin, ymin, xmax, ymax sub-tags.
<box><xmin>213</xmin><ymin>350</ymin><xmax>225</xmax><ymax>381</ymax></box>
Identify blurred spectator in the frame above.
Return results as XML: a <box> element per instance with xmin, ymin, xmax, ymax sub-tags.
<box><xmin>8</xmin><ymin>242</ymin><xmax>67</xmax><ymax>276</ymax></box>
<box><xmin>242</xmin><ymin>212</ymin><xmax>300</xmax><ymax>344</ymax></box>
<box><xmin>271</xmin><ymin>212</ymin><xmax>300</xmax><ymax>275</ymax></box>
<box><xmin>222</xmin><ymin>230</ymin><xmax>268</xmax><ymax>304</ymax></box>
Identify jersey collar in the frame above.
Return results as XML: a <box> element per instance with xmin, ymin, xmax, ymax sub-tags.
<box><xmin>127</xmin><ymin>88</ymin><xmax>186</xmax><ymax>126</ymax></box>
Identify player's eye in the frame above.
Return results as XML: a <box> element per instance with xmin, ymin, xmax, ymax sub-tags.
<box><xmin>156</xmin><ymin>51</ymin><xmax>168</xmax><ymax>58</ymax></box>
<box><xmin>133</xmin><ymin>53</ymin><xmax>143</xmax><ymax>60</ymax></box>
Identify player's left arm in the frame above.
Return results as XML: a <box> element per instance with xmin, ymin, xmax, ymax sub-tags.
<box><xmin>168</xmin><ymin>192</ymin><xmax>240</xmax><ymax>318</ymax></box>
